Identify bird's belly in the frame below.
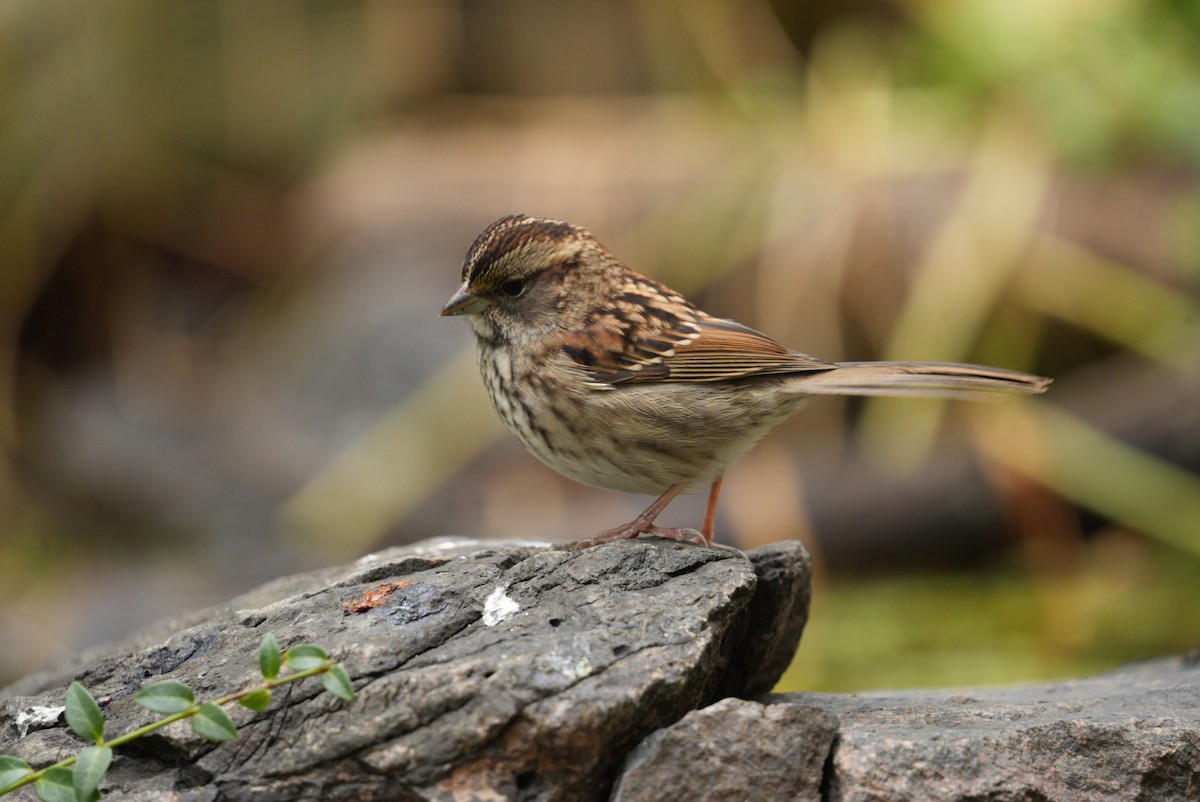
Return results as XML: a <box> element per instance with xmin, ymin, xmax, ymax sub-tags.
<box><xmin>484</xmin><ymin>358</ymin><xmax>806</xmax><ymax>495</ymax></box>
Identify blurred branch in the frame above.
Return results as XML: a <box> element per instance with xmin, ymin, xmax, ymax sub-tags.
<box><xmin>1017</xmin><ymin>236</ymin><xmax>1200</xmax><ymax>368</ymax></box>
<box><xmin>974</xmin><ymin>399</ymin><xmax>1200</xmax><ymax>559</ymax></box>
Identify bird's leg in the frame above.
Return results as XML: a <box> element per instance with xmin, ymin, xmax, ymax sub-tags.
<box><xmin>644</xmin><ymin>475</ymin><xmax>725</xmax><ymax>547</ymax></box>
<box><xmin>700</xmin><ymin>474</ymin><xmax>723</xmax><ymax>546</ymax></box>
<box><xmin>572</xmin><ymin>482</ymin><xmax>686</xmax><ymax>549</ymax></box>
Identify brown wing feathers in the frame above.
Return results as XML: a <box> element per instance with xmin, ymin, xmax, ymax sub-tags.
<box><xmin>643</xmin><ymin>318</ymin><xmax>833</xmax><ymax>382</ymax></box>
<box><xmin>561</xmin><ymin>312</ymin><xmax>832</xmax><ymax>386</ymax></box>
<box><xmin>561</xmin><ymin>309</ymin><xmax>1048</xmax><ymax>398</ymax></box>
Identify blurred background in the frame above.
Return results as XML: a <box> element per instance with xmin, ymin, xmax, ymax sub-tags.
<box><xmin>2</xmin><ymin>0</ymin><xmax>1199</xmax><ymax>692</ymax></box>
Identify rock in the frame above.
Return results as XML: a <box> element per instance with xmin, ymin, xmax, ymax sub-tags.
<box><xmin>0</xmin><ymin>537</ymin><xmax>813</xmax><ymax>802</ymax></box>
<box><xmin>611</xmin><ymin>697</ymin><xmax>837</xmax><ymax>802</ymax></box>
<box><xmin>8</xmin><ymin>534</ymin><xmax>1197</xmax><ymax>801</ymax></box>
<box><xmin>715</xmin><ymin>541</ymin><xmax>812</xmax><ymax>699</ymax></box>
<box><xmin>624</xmin><ymin>654</ymin><xmax>1200</xmax><ymax>802</ymax></box>
<box><xmin>802</xmin><ymin>654</ymin><xmax>1200</xmax><ymax>802</ymax></box>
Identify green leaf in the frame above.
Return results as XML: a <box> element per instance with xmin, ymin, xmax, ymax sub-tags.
<box><xmin>134</xmin><ymin>680</ymin><xmax>196</xmax><ymax>714</ymax></box>
<box><xmin>259</xmin><ymin>633</ymin><xmax>282</xmax><ymax>680</ymax></box>
<box><xmin>65</xmin><ymin>682</ymin><xmax>104</xmax><ymax>744</ymax></box>
<box><xmin>0</xmin><ymin>755</ymin><xmax>34</xmax><ymax>791</ymax></box>
<box><xmin>191</xmin><ymin>702</ymin><xmax>238</xmax><ymax>742</ymax></box>
<box><xmin>238</xmin><ymin>690</ymin><xmax>272</xmax><ymax>711</ymax></box>
<box><xmin>321</xmin><ymin>664</ymin><xmax>355</xmax><ymax>702</ymax></box>
<box><xmin>34</xmin><ymin>767</ymin><xmax>78</xmax><ymax>802</ymax></box>
<box><xmin>284</xmin><ymin>644</ymin><xmax>328</xmax><ymax>670</ymax></box>
<box><xmin>73</xmin><ymin>746</ymin><xmax>112</xmax><ymax>802</ymax></box>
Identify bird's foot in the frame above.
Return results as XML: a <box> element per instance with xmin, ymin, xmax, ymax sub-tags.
<box><xmin>571</xmin><ymin>521</ymin><xmax>648</xmax><ymax>549</ymax></box>
<box><xmin>643</xmin><ymin>526</ymin><xmax>707</xmax><ymax>545</ymax></box>
<box><xmin>572</xmin><ymin>524</ymin><xmax>741</xmax><ymax>551</ymax></box>
<box><xmin>570</xmin><ymin>523</ymin><xmax>702</xmax><ymax>549</ymax></box>
<box><xmin>647</xmin><ymin>526</ymin><xmax>744</xmax><ymax>552</ymax></box>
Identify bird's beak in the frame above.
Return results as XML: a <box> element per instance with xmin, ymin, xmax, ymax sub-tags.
<box><xmin>440</xmin><ymin>282</ymin><xmax>487</xmax><ymax>317</ymax></box>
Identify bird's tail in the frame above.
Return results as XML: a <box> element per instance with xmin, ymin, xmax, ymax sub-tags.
<box><xmin>789</xmin><ymin>361</ymin><xmax>1051</xmax><ymax>401</ymax></box>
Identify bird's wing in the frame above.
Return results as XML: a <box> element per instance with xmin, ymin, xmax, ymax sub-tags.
<box><xmin>560</xmin><ymin>313</ymin><xmax>832</xmax><ymax>387</ymax></box>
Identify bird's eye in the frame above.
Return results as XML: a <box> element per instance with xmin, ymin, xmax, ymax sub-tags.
<box><xmin>500</xmin><ymin>279</ymin><xmax>526</xmax><ymax>297</ymax></box>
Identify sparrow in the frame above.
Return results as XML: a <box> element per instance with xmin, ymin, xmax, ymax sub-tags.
<box><xmin>441</xmin><ymin>215</ymin><xmax>1051</xmax><ymax>548</ymax></box>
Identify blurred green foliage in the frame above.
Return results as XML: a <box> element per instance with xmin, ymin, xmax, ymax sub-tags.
<box><xmin>902</xmin><ymin>0</ymin><xmax>1200</xmax><ymax>169</ymax></box>
<box><xmin>788</xmin><ymin>531</ymin><xmax>1200</xmax><ymax>692</ymax></box>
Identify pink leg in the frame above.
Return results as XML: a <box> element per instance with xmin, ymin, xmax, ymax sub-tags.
<box><xmin>573</xmin><ymin>482</ymin><xmax>687</xmax><ymax>549</ymax></box>
<box><xmin>700</xmin><ymin>475</ymin><xmax>723</xmax><ymax>546</ymax></box>
<box><xmin>643</xmin><ymin>475</ymin><xmax>725</xmax><ymax>547</ymax></box>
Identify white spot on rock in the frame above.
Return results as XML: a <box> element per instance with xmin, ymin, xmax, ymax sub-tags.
<box><xmin>482</xmin><ymin>585</ymin><xmax>520</xmax><ymax>626</ymax></box>
<box><xmin>545</xmin><ymin>651</ymin><xmax>593</xmax><ymax>681</ymax></box>
<box><xmin>16</xmin><ymin>705</ymin><xmax>64</xmax><ymax>737</ymax></box>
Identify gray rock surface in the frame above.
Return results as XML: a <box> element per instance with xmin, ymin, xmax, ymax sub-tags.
<box><xmin>611</xmin><ymin>697</ymin><xmax>838</xmax><ymax>802</ymax></box>
<box><xmin>624</xmin><ymin>655</ymin><xmax>1200</xmax><ymax>802</ymax></box>
<box><xmin>715</xmin><ymin>541</ymin><xmax>813</xmax><ymax>699</ymax></box>
<box><xmin>0</xmin><ymin>537</ymin><xmax>812</xmax><ymax>801</ymax></box>
<box><xmin>5</xmin><ymin>535</ymin><xmax>1198</xmax><ymax>802</ymax></box>
<box><xmin>801</xmin><ymin>655</ymin><xmax>1200</xmax><ymax>802</ymax></box>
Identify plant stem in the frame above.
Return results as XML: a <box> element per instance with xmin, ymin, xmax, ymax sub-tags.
<box><xmin>0</xmin><ymin>661</ymin><xmax>334</xmax><ymax>797</ymax></box>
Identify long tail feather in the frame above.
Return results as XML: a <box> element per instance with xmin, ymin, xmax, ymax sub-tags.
<box><xmin>789</xmin><ymin>361</ymin><xmax>1051</xmax><ymax>401</ymax></box>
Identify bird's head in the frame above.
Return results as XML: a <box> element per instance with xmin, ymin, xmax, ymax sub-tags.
<box><xmin>440</xmin><ymin>215</ymin><xmax>608</xmax><ymax>343</ymax></box>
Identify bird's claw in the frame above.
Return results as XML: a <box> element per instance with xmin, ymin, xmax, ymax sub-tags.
<box><xmin>571</xmin><ymin>524</ymin><xmax>740</xmax><ymax>551</ymax></box>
